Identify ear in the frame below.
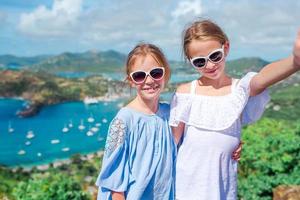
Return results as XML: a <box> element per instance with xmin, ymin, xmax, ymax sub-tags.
<box><xmin>224</xmin><ymin>41</ymin><xmax>230</xmax><ymax>57</ymax></box>
<box><xmin>127</xmin><ymin>76</ymin><xmax>135</xmax><ymax>88</ymax></box>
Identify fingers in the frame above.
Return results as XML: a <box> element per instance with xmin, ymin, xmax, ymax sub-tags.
<box><xmin>232</xmin><ymin>152</ymin><xmax>241</xmax><ymax>161</ymax></box>
<box><xmin>232</xmin><ymin>141</ymin><xmax>244</xmax><ymax>161</ymax></box>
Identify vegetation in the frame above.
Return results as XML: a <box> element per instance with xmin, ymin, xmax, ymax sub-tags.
<box><xmin>0</xmin><ymin>69</ymin><xmax>126</xmax><ymax>116</ymax></box>
<box><xmin>0</xmin><ymin>153</ymin><xmax>102</xmax><ymax>200</ymax></box>
<box><xmin>238</xmin><ymin>118</ymin><xmax>300</xmax><ymax>200</ymax></box>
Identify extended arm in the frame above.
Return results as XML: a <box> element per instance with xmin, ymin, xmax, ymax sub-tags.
<box><xmin>172</xmin><ymin>122</ymin><xmax>185</xmax><ymax>145</ymax></box>
<box><xmin>250</xmin><ymin>30</ymin><xmax>300</xmax><ymax>96</ymax></box>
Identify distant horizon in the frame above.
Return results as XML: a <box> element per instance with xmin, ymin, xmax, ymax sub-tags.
<box><xmin>0</xmin><ymin>48</ymin><xmax>274</xmax><ymax>63</ymax></box>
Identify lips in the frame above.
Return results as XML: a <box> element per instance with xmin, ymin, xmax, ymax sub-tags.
<box><xmin>142</xmin><ymin>85</ymin><xmax>160</xmax><ymax>93</ymax></box>
<box><xmin>204</xmin><ymin>67</ymin><xmax>218</xmax><ymax>74</ymax></box>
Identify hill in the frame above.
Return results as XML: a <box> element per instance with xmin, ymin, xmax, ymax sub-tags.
<box><xmin>0</xmin><ymin>51</ymin><xmax>269</xmax><ymax>76</ymax></box>
<box><xmin>31</xmin><ymin>50</ymin><xmax>126</xmax><ymax>73</ymax></box>
<box><xmin>0</xmin><ymin>55</ymin><xmax>50</xmax><ymax>69</ymax></box>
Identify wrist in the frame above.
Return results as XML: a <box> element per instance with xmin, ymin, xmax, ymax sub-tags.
<box><xmin>293</xmin><ymin>56</ymin><xmax>300</xmax><ymax>70</ymax></box>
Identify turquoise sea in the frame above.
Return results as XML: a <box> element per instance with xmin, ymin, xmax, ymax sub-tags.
<box><xmin>0</xmin><ymin>93</ymin><xmax>174</xmax><ymax>167</ymax></box>
<box><xmin>0</xmin><ymin>98</ymin><xmax>121</xmax><ymax>167</ymax></box>
<box><xmin>0</xmin><ymin>70</ymin><xmax>193</xmax><ymax>167</ymax></box>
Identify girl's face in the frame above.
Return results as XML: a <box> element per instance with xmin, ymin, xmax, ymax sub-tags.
<box><xmin>188</xmin><ymin>39</ymin><xmax>229</xmax><ymax>80</ymax></box>
<box><xmin>129</xmin><ymin>54</ymin><xmax>165</xmax><ymax>102</ymax></box>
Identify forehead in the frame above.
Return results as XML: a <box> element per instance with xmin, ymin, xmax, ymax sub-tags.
<box><xmin>188</xmin><ymin>39</ymin><xmax>222</xmax><ymax>58</ymax></box>
<box><xmin>131</xmin><ymin>54</ymin><xmax>160</xmax><ymax>72</ymax></box>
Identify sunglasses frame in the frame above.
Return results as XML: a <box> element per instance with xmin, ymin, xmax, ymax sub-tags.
<box><xmin>189</xmin><ymin>45</ymin><xmax>225</xmax><ymax>69</ymax></box>
<box><xmin>129</xmin><ymin>67</ymin><xmax>165</xmax><ymax>84</ymax></box>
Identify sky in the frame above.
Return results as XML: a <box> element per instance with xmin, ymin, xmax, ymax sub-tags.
<box><xmin>0</xmin><ymin>0</ymin><xmax>299</xmax><ymax>61</ymax></box>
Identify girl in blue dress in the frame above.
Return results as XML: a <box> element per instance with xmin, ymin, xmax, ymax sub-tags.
<box><xmin>96</xmin><ymin>43</ymin><xmax>176</xmax><ymax>200</ymax></box>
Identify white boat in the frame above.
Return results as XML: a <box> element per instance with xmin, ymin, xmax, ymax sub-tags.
<box><xmin>102</xmin><ymin>118</ymin><xmax>108</xmax><ymax>123</ymax></box>
<box><xmin>26</xmin><ymin>130</ymin><xmax>35</xmax><ymax>139</ymax></box>
<box><xmin>87</xmin><ymin>115</ymin><xmax>95</xmax><ymax>123</ymax></box>
<box><xmin>8</xmin><ymin>121</ymin><xmax>14</xmax><ymax>133</ymax></box>
<box><xmin>91</xmin><ymin>127</ymin><xmax>99</xmax><ymax>132</ymax></box>
<box><xmin>25</xmin><ymin>141</ymin><xmax>31</xmax><ymax>146</ymax></box>
<box><xmin>84</xmin><ymin>97</ymin><xmax>99</xmax><ymax>105</ymax></box>
<box><xmin>62</xmin><ymin>147</ymin><xmax>70</xmax><ymax>152</ymax></box>
<box><xmin>78</xmin><ymin>119</ymin><xmax>85</xmax><ymax>130</ymax></box>
<box><xmin>62</xmin><ymin>125</ymin><xmax>69</xmax><ymax>133</ymax></box>
<box><xmin>51</xmin><ymin>139</ymin><xmax>60</xmax><ymax>144</ymax></box>
<box><xmin>95</xmin><ymin>123</ymin><xmax>101</xmax><ymax>127</ymax></box>
<box><xmin>18</xmin><ymin>150</ymin><xmax>26</xmax><ymax>155</ymax></box>
<box><xmin>37</xmin><ymin>152</ymin><xmax>42</xmax><ymax>157</ymax></box>
<box><xmin>86</xmin><ymin>130</ymin><xmax>94</xmax><ymax>136</ymax></box>
<box><xmin>98</xmin><ymin>137</ymin><xmax>104</xmax><ymax>141</ymax></box>
<box><xmin>68</xmin><ymin>120</ymin><xmax>73</xmax><ymax>128</ymax></box>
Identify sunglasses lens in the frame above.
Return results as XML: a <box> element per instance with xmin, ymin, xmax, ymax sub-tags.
<box><xmin>131</xmin><ymin>71</ymin><xmax>146</xmax><ymax>83</ymax></box>
<box><xmin>150</xmin><ymin>68</ymin><xmax>164</xmax><ymax>80</ymax></box>
<box><xmin>209</xmin><ymin>50</ymin><xmax>223</xmax><ymax>63</ymax></box>
<box><xmin>192</xmin><ymin>58</ymin><xmax>206</xmax><ymax>68</ymax></box>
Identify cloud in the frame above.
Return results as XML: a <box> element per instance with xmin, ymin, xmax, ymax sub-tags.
<box><xmin>18</xmin><ymin>0</ymin><xmax>82</xmax><ymax>37</ymax></box>
<box><xmin>7</xmin><ymin>0</ymin><xmax>300</xmax><ymax>60</ymax></box>
<box><xmin>171</xmin><ymin>0</ymin><xmax>203</xmax><ymax>19</ymax></box>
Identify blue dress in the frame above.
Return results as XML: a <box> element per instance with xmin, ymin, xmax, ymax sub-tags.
<box><xmin>96</xmin><ymin>103</ymin><xmax>176</xmax><ymax>200</ymax></box>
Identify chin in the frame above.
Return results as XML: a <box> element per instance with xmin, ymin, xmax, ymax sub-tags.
<box><xmin>203</xmin><ymin>67</ymin><xmax>225</xmax><ymax>80</ymax></box>
<box><xmin>141</xmin><ymin>88</ymin><xmax>162</xmax><ymax>100</ymax></box>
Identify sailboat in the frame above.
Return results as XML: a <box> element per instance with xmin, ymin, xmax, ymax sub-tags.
<box><xmin>8</xmin><ymin>121</ymin><xmax>14</xmax><ymax>133</ymax></box>
<box><xmin>51</xmin><ymin>139</ymin><xmax>60</xmax><ymax>144</ymax></box>
<box><xmin>62</xmin><ymin>147</ymin><xmax>70</xmax><ymax>152</ymax></box>
<box><xmin>26</xmin><ymin>130</ymin><xmax>35</xmax><ymax>139</ymax></box>
<box><xmin>68</xmin><ymin>120</ymin><xmax>73</xmax><ymax>128</ymax></box>
<box><xmin>87</xmin><ymin>114</ymin><xmax>95</xmax><ymax>123</ymax></box>
<box><xmin>78</xmin><ymin>119</ymin><xmax>86</xmax><ymax>130</ymax></box>
<box><xmin>62</xmin><ymin>124</ymin><xmax>69</xmax><ymax>133</ymax></box>
<box><xmin>91</xmin><ymin>126</ymin><xmax>99</xmax><ymax>133</ymax></box>
<box><xmin>18</xmin><ymin>150</ymin><xmax>26</xmax><ymax>155</ymax></box>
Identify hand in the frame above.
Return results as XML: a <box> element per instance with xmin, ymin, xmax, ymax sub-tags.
<box><xmin>232</xmin><ymin>141</ymin><xmax>243</xmax><ymax>161</ymax></box>
<box><xmin>293</xmin><ymin>29</ymin><xmax>300</xmax><ymax>69</ymax></box>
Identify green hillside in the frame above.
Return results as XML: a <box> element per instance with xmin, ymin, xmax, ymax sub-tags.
<box><xmin>226</xmin><ymin>57</ymin><xmax>269</xmax><ymax>77</ymax></box>
<box><xmin>0</xmin><ymin>51</ymin><xmax>269</xmax><ymax>76</ymax></box>
<box><xmin>0</xmin><ymin>55</ymin><xmax>49</xmax><ymax>68</ymax></box>
<box><xmin>31</xmin><ymin>50</ymin><xmax>126</xmax><ymax>73</ymax></box>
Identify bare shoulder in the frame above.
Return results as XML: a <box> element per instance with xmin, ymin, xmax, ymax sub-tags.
<box><xmin>176</xmin><ymin>82</ymin><xmax>192</xmax><ymax>93</ymax></box>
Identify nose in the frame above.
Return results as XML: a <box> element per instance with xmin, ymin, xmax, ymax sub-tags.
<box><xmin>205</xmin><ymin>60</ymin><xmax>215</xmax><ymax>69</ymax></box>
<box><xmin>144</xmin><ymin>74</ymin><xmax>154</xmax><ymax>84</ymax></box>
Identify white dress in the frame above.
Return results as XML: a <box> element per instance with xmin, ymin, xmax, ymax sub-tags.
<box><xmin>170</xmin><ymin>72</ymin><xmax>270</xmax><ymax>200</ymax></box>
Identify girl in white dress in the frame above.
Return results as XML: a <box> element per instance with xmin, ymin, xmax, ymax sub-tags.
<box><xmin>170</xmin><ymin>19</ymin><xmax>300</xmax><ymax>200</ymax></box>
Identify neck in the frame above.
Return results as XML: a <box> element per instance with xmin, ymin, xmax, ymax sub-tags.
<box><xmin>199</xmin><ymin>74</ymin><xmax>231</xmax><ymax>89</ymax></box>
<box><xmin>132</xmin><ymin>95</ymin><xmax>159</xmax><ymax>114</ymax></box>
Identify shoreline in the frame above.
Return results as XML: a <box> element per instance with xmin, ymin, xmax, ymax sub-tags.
<box><xmin>9</xmin><ymin>150</ymin><xmax>104</xmax><ymax>172</ymax></box>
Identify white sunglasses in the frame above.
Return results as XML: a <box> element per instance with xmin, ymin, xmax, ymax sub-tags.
<box><xmin>190</xmin><ymin>45</ymin><xmax>224</xmax><ymax>69</ymax></box>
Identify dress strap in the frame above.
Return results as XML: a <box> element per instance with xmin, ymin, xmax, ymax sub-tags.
<box><xmin>231</xmin><ymin>78</ymin><xmax>240</xmax><ymax>91</ymax></box>
<box><xmin>190</xmin><ymin>80</ymin><xmax>197</xmax><ymax>94</ymax></box>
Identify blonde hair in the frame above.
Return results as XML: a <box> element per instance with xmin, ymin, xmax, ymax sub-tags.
<box><xmin>125</xmin><ymin>43</ymin><xmax>171</xmax><ymax>84</ymax></box>
<box><xmin>183</xmin><ymin>19</ymin><xmax>229</xmax><ymax>59</ymax></box>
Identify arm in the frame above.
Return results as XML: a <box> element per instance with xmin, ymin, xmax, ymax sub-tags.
<box><xmin>171</xmin><ymin>82</ymin><xmax>190</xmax><ymax>145</ymax></box>
<box><xmin>112</xmin><ymin>191</ymin><xmax>125</xmax><ymax>200</ymax></box>
<box><xmin>250</xmin><ymin>30</ymin><xmax>300</xmax><ymax>96</ymax></box>
<box><xmin>172</xmin><ymin>122</ymin><xmax>185</xmax><ymax>145</ymax></box>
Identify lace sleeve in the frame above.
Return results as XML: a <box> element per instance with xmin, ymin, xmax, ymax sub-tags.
<box><xmin>104</xmin><ymin>118</ymin><xmax>127</xmax><ymax>157</ymax></box>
